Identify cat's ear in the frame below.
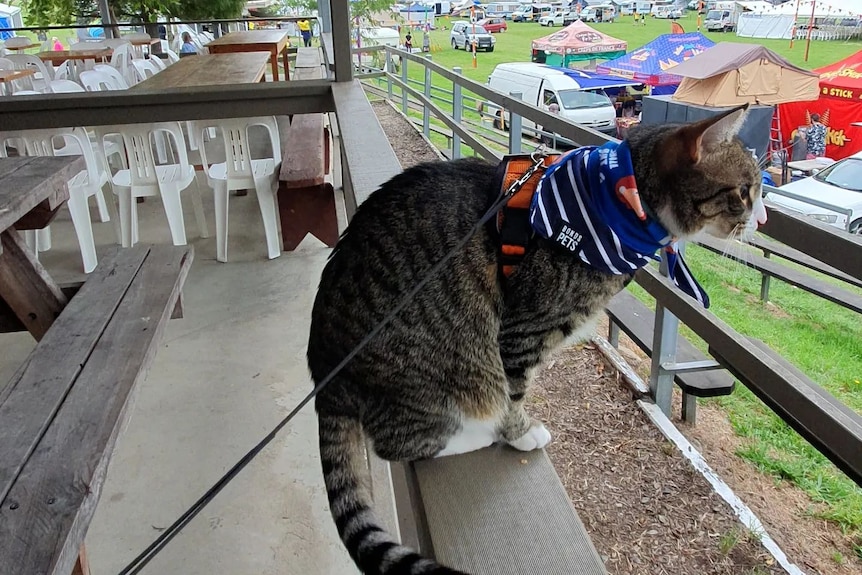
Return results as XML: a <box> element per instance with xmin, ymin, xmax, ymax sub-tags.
<box><xmin>679</xmin><ymin>104</ymin><xmax>749</xmax><ymax>164</ymax></box>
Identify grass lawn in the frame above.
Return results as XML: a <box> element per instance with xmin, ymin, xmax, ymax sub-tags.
<box><xmin>416</xmin><ymin>13</ymin><xmax>861</xmax><ymax>84</ymax></box>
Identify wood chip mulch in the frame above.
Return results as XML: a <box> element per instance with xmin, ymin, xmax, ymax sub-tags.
<box><xmin>528</xmin><ymin>344</ymin><xmax>783</xmax><ymax>575</ymax></box>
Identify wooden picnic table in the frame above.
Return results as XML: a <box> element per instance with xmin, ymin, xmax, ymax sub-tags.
<box><xmin>0</xmin><ymin>155</ymin><xmax>194</xmax><ymax>575</ymax></box>
<box><xmin>206</xmin><ymin>30</ymin><xmax>290</xmax><ymax>81</ymax></box>
<box><xmin>0</xmin><ymin>156</ymin><xmax>83</xmax><ymax>340</ymax></box>
<box><xmin>129</xmin><ymin>52</ymin><xmax>270</xmax><ymax>91</ymax></box>
<box><xmin>34</xmin><ymin>49</ymin><xmax>112</xmax><ymax>65</ymax></box>
<box><xmin>5</xmin><ymin>42</ymin><xmax>40</xmax><ymax>52</ymax></box>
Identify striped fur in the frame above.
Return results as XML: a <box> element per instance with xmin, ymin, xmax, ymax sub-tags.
<box><xmin>308</xmin><ymin>108</ymin><xmax>760</xmax><ymax>574</ymax></box>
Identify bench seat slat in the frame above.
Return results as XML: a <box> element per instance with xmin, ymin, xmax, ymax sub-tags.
<box><xmin>0</xmin><ymin>245</ymin><xmax>192</xmax><ymax>575</ymax></box>
<box><xmin>605</xmin><ymin>291</ymin><xmax>735</xmax><ymax>397</ymax></box>
<box><xmin>0</xmin><ymin>247</ymin><xmax>150</xmax><ymax>502</ymax></box>
<box><xmin>414</xmin><ymin>448</ymin><xmax>607</xmax><ymax>575</ymax></box>
<box><xmin>696</xmin><ymin>235</ymin><xmax>862</xmax><ymax>314</ymax></box>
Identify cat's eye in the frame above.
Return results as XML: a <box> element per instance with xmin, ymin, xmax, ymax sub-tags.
<box><xmin>739</xmin><ymin>184</ymin><xmax>750</xmax><ymax>199</ymax></box>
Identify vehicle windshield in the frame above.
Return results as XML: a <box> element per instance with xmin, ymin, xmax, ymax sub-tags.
<box><xmin>706</xmin><ymin>9</ymin><xmax>721</xmax><ymax>18</ymax></box>
<box><xmin>557</xmin><ymin>90</ymin><xmax>612</xmax><ymax>110</ymax></box>
<box><xmin>813</xmin><ymin>158</ymin><xmax>862</xmax><ymax>191</ymax></box>
<box><xmin>466</xmin><ymin>25</ymin><xmax>489</xmax><ymax>34</ymax></box>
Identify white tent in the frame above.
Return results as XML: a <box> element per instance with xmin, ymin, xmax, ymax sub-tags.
<box><xmin>760</xmin><ymin>0</ymin><xmax>861</xmax><ymax>18</ymax></box>
<box><xmin>737</xmin><ymin>12</ymin><xmax>795</xmax><ymax>39</ymax></box>
<box><xmin>0</xmin><ymin>3</ymin><xmax>24</xmax><ymax>40</ymax></box>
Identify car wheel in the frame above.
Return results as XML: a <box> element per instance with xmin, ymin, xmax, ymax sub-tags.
<box><xmin>451</xmin><ymin>39</ymin><xmax>458</xmax><ymax>49</ymax></box>
<box><xmin>850</xmin><ymin>219</ymin><xmax>862</xmax><ymax>235</ymax></box>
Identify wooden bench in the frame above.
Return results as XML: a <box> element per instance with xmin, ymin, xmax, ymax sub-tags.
<box><xmin>695</xmin><ymin>235</ymin><xmax>862</xmax><ymax>314</ymax></box>
<box><xmin>605</xmin><ymin>290</ymin><xmax>736</xmax><ymax>399</ymax></box>
<box><xmin>746</xmin><ymin>235</ymin><xmax>862</xmax><ymax>291</ymax></box>
<box><xmin>0</xmin><ymin>244</ymin><xmax>193</xmax><ymax>575</ymax></box>
<box><xmin>277</xmin><ymin>47</ymin><xmax>338</xmax><ymax>251</ymax></box>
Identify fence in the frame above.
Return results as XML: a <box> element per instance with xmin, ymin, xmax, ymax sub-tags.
<box><xmin>357</xmin><ymin>45</ymin><xmax>862</xmax><ymax>487</ymax></box>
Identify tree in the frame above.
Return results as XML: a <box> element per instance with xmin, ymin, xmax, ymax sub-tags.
<box><xmin>24</xmin><ymin>0</ymin><xmax>246</xmax><ymax>26</ymax></box>
<box><xmin>279</xmin><ymin>0</ymin><xmax>399</xmax><ymax>27</ymax></box>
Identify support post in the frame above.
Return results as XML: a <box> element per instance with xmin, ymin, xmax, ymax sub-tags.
<box><xmin>330</xmin><ymin>0</ymin><xmax>353</xmax><ymax>81</ymax></box>
<box><xmin>760</xmin><ymin>251</ymin><xmax>771</xmax><ymax>302</ymax></box>
<box><xmin>649</xmin><ymin>247</ymin><xmax>681</xmax><ymax>416</ymax></box>
<box><xmin>401</xmin><ymin>53</ymin><xmax>409</xmax><ymax>115</ymax></box>
<box><xmin>452</xmin><ymin>67</ymin><xmax>463</xmax><ymax>159</ymax></box>
<box><xmin>423</xmin><ymin>55</ymin><xmax>432</xmax><ymax>139</ymax></box>
<box><xmin>386</xmin><ymin>49</ymin><xmax>393</xmax><ymax>101</ymax></box>
<box><xmin>317</xmin><ymin>0</ymin><xmax>333</xmax><ymax>34</ymax></box>
<box><xmin>508</xmin><ymin>91</ymin><xmax>522</xmax><ymax>155</ymax></box>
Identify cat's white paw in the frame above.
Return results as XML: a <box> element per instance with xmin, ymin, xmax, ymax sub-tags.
<box><xmin>507</xmin><ymin>423</ymin><xmax>552</xmax><ymax>451</ymax></box>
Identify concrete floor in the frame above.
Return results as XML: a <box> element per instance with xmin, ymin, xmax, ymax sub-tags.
<box><xmin>0</xmin><ymin>180</ymin><xmax>359</xmax><ymax>574</ymax></box>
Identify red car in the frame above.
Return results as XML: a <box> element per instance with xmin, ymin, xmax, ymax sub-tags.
<box><xmin>477</xmin><ymin>17</ymin><xmax>507</xmax><ymax>33</ymax></box>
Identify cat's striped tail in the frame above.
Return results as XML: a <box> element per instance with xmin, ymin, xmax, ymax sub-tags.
<box><xmin>319</xmin><ymin>413</ymin><xmax>468</xmax><ymax>575</ymax></box>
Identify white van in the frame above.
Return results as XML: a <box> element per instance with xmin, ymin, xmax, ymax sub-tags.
<box><xmin>487</xmin><ymin>62</ymin><xmax>618</xmax><ymax>137</ymax></box>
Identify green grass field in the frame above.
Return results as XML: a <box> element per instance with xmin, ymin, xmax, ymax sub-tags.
<box><xmin>417</xmin><ymin>13</ymin><xmax>861</xmax><ymax>84</ymax></box>
<box><xmin>380</xmin><ymin>16</ymin><xmax>862</xmax><ymax>559</ymax></box>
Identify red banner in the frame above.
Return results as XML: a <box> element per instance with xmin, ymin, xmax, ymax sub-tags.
<box><xmin>778</xmin><ymin>98</ymin><xmax>862</xmax><ymax>160</ymax></box>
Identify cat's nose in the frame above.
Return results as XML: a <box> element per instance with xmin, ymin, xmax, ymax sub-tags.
<box><xmin>754</xmin><ymin>199</ymin><xmax>768</xmax><ymax>226</ymax></box>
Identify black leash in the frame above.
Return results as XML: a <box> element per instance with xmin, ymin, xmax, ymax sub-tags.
<box><xmin>117</xmin><ymin>153</ymin><xmax>547</xmax><ymax>575</ymax></box>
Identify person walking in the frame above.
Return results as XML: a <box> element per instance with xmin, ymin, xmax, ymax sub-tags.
<box><xmin>404</xmin><ymin>31</ymin><xmax>413</xmax><ymax>53</ymax></box>
<box><xmin>298</xmin><ymin>19</ymin><xmax>312</xmax><ymax>48</ymax></box>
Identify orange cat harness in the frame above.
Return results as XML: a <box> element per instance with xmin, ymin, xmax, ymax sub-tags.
<box><xmin>495</xmin><ymin>154</ymin><xmax>560</xmax><ymax>278</ymax></box>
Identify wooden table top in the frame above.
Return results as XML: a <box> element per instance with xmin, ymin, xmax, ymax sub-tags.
<box><xmin>129</xmin><ymin>52</ymin><xmax>270</xmax><ymax>91</ymax></box>
<box><xmin>6</xmin><ymin>43</ymin><xmax>40</xmax><ymax>51</ymax></box>
<box><xmin>0</xmin><ymin>69</ymin><xmax>35</xmax><ymax>82</ymax></box>
<box><xmin>35</xmin><ymin>49</ymin><xmax>112</xmax><ymax>64</ymax></box>
<box><xmin>129</xmin><ymin>37</ymin><xmax>161</xmax><ymax>46</ymax></box>
<box><xmin>0</xmin><ymin>156</ymin><xmax>84</xmax><ymax>234</ymax></box>
<box><xmin>207</xmin><ymin>30</ymin><xmax>289</xmax><ymax>48</ymax></box>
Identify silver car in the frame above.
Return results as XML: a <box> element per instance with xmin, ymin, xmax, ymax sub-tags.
<box><xmin>450</xmin><ymin>21</ymin><xmax>496</xmax><ymax>52</ymax></box>
<box><xmin>768</xmin><ymin>152</ymin><xmax>862</xmax><ymax>234</ymax></box>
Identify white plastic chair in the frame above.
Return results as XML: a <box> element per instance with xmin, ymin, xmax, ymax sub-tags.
<box><xmin>164</xmin><ymin>48</ymin><xmax>180</xmax><ymax>64</ymax></box>
<box><xmin>94</xmin><ymin>63</ymin><xmax>130</xmax><ymax>89</ymax></box>
<box><xmin>80</xmin><ymin>69</ymin><xmax>120</xmax><ymax>91</ymax></box>
<box><xmin>19</xmin><ymin>128</ymin><xmax>115</xmax><ymax>273</ymax></box>
<box><xmin>131</xmin><ymin>58</ymin><xmax>160</xmax><ymax>82</ymax></box>
<box><xmin>109</xmin><ymin>43</ymin><xmax>136</xmax><ymax>85</ymax></box>
<box><xmin>54</xmin><ymin>60</ymin><xmax>72</xmax><ymax>81</ymax></box>
<box><xmin>194</xmin><ymin>116</ymin><xmax>282</xmax><ymax>262</ymax></box>
<box><xmin>49</xmin><ymin>79</ymin><xmax>86</xmax><ymax>93</ymax></box>
<box><xmin>148</xmin><ymin>54</ymin><xmax>167</xmax><ymax>71</ymax></box>
<box><xmin>5</xmin><ymin>54</ymin><xmax>54</xmax><ymax>92</ymax></box>
<box><xmin>95</xmin><ymin>122</ymin><xmax>208</xmax><ymax>248</ymax></box>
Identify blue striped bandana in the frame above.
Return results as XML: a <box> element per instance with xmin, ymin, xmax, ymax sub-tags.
<box><xmin>529</xmin><ymin>141</ymin><xmax>710</xmax><ymax>308</ymax></box>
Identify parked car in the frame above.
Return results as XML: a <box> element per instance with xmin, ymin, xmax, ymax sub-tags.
<box><xmin>669</xmin><ymin>8</ymin><xmax>683</xmax><ymax>18</ymax></box>
<box><xmin>450</xmin><ymin>22</ymin><xmax>496</xmax><ymax>52</ymax></box>
<box><xmin>477</xmin><ymin>17</ymin><xmax>508</xmax><ymax>33</ymax></box>
<box><xmin>538</xmin><ymin>11</ymin><xmax>568</xmax><ymax>26</ymax></box>
<box><xmin>768</xmin><ymin>152</ymin><xmax>862</xmax><ymax>234</ymax></box>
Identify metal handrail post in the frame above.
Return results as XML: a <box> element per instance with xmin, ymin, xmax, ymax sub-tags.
<box><xmin>452</xmin><ymin>67</ymin><xmax>463</xmax><ymax>159</ymax></box>
<box><xmin>423</xmin><ymin>55</ymin><xmax>432</xmax><ymax>139</ymax></box>
<box><xmin>508</xmin><ymin>91</ymin><xmax>522</xmax><ymax>155</ymax></box>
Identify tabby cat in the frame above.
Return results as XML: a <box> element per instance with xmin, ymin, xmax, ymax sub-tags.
<box><xmin>308</xmin><ymin>105</ymin><xmax>766</xmax><ymax>575</ymax></box>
